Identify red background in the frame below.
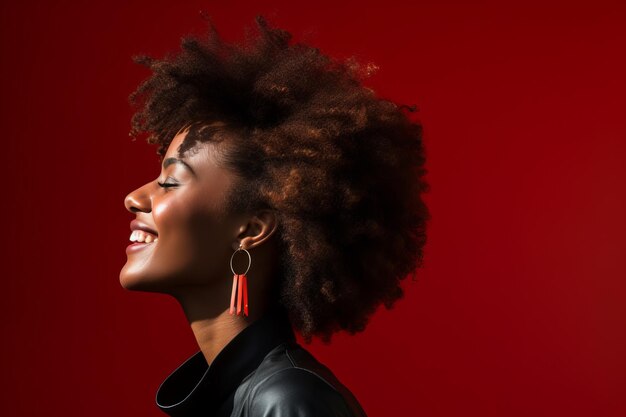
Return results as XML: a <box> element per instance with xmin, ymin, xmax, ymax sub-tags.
<box><xmin>1</xmin><ymin>1</ymin><xmax>624</xmax><ymax>416</ymax></box>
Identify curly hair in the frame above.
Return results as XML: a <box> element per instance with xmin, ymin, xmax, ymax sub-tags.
<box><xmin>128</xmin><ymin>15</ymin><xmax>430</xmax><ymax>344</ymax></box>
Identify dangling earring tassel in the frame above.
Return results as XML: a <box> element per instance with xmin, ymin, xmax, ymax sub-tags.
<box><xmin>241</xmin><ymin>273</ymin><xmax>248</xmax><ymax>316</ymax></box>
<box><xmin>236</xmin><ymin>274</ymin><xmax>243</xmax><ymax>315</ymax></box>
<box><xmin>230</xmin><ymin>274</ymin><xmax>238</xmax><ymax>315</ymax></box>
<box><xmin>230</xmin><ymin>274</ymin><xmax>249</xmax><ymax>317</ymax></box>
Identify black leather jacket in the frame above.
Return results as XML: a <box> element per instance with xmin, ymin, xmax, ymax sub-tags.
<box><xmin>155</xmin><ymin>306</ymin><xmax>368</xmax><ymax>416</ymax></box>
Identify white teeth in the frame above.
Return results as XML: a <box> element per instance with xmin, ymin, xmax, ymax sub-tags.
<box><xmin>129</xmin><ymin>230</ymin><xmax>158</xmax><ymax>243</ymax></box>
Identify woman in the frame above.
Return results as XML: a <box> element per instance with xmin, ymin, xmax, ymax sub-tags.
<box><xmin>120</xmin><ymin>15</ymin><xmax>429</xmax><ymax>417</ymax></box>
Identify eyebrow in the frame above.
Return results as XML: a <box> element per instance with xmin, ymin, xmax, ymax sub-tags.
<box><xmin>162</xmin><ymin>157</ymin><xmax>196</xmax><ymax>176</ymax></box>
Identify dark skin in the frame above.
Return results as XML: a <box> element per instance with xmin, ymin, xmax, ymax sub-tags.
<box><xmin>120</xmin><ymin>127</ymin><xmax>281</xmax><ymax>365</ymax></box>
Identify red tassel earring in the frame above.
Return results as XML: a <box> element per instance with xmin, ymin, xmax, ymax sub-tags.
<box><xmin>229</xmin><ymin>244</ymin><xmax>251</xmax><ymax>317</ymax></box>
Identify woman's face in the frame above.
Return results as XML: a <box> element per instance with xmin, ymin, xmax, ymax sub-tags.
<box><xmin>120</xmin><ymin>129</ymin><xmax>245</xmax><ymax>294</ymax></box>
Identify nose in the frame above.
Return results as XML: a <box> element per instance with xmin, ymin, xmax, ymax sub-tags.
<box><xmin>124</xmin><ymin>181</ymin><xmax>153</xmax><ymax>214</ymax></box>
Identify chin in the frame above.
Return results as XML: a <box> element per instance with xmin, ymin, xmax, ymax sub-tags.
<box><xmin>119</xmin><ymin>264</ymin><xmax>172</xmax><ymax>293</ymax></box>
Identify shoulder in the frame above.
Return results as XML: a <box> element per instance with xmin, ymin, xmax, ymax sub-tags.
<box><xmin>247</xmin><ymin>367</ymin><xmax>354</xmax><ymax>417</ymax></box>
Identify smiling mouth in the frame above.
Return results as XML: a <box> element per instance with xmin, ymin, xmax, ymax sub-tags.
<box><xmin>130</xmin><ymin>230</ymin><xmax>159</xmax><ymax>243</ymax></box>
<box><xmin>126</xmin><ymin>239</ymin><xmax>158</xmax><ymax>255</ymax></box>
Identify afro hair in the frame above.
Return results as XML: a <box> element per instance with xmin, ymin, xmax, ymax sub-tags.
<box><xmin>128</xmin><ymin>15</ymin><xmax>430</xmax><ymax>344</ymax></box>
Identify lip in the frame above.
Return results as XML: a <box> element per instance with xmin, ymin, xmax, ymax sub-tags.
<box><xmin>130</xmin><ymin>219</ymin><xmax>159</xmax><ymax>236</ymax></box>
<box><xmin>126</xmin><ymin>241</ymin><xmax>157</xmax><ymax>254</ymax></box>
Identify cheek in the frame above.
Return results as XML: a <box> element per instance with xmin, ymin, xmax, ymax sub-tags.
<box><xmin>154</xmin><ymin>194</ymin><xmax>198</xmax><ymax>245</ymax></box>
<box><xmin>152</xmin><ymin>193</ymin><xmax>232</xmax><ymax>275</ymax></box>
<box><xmin>153</xmin><ymin>196</ymin><xmax>184</xmax><ymax>228</ymax></box>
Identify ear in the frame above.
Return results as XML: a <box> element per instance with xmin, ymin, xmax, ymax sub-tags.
<box><xmin>232</xmin><ymin>210</ymin><xmax>278</xmax><ymax>251</ymax></box>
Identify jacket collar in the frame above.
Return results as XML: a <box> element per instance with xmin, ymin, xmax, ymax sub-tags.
<box><xmin>155</xmin><ymin>306</ymin><xmax>296</xmax><ymax>417</ymax></box>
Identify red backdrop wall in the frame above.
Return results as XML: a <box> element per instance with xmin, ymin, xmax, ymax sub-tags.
<box><xmin>1</xmin><ymin>1</ymin><xmax>624</xmax><ymax>416</ymax></box>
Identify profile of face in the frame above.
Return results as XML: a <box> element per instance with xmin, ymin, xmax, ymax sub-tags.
<box><xmin>120</xmin><ymin>129</ymin><xmax>247</xmax><ymax>295</ymax></box>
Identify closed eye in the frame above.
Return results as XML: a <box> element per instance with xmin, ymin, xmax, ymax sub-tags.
<box><xmin>157</xmin><ymin>177</ymin><xmax>179</xmax><ymax>188</ymax></box>
<box><xmin>157</xmin><ymin>182</ymin><xmax>178</xmax><ymax>188</ymax></box>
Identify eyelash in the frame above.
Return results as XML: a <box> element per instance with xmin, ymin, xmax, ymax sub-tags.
<box><xmin>157</xmin><ymin>181</ymin><xmax>178</xmax><ymax>188</ymax></box>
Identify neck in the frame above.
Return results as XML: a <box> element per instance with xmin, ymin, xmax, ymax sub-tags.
<box><xmin>173</xmin><ymin>285</ymin><xmax>272</xmax><ymax>365</ymax></box>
